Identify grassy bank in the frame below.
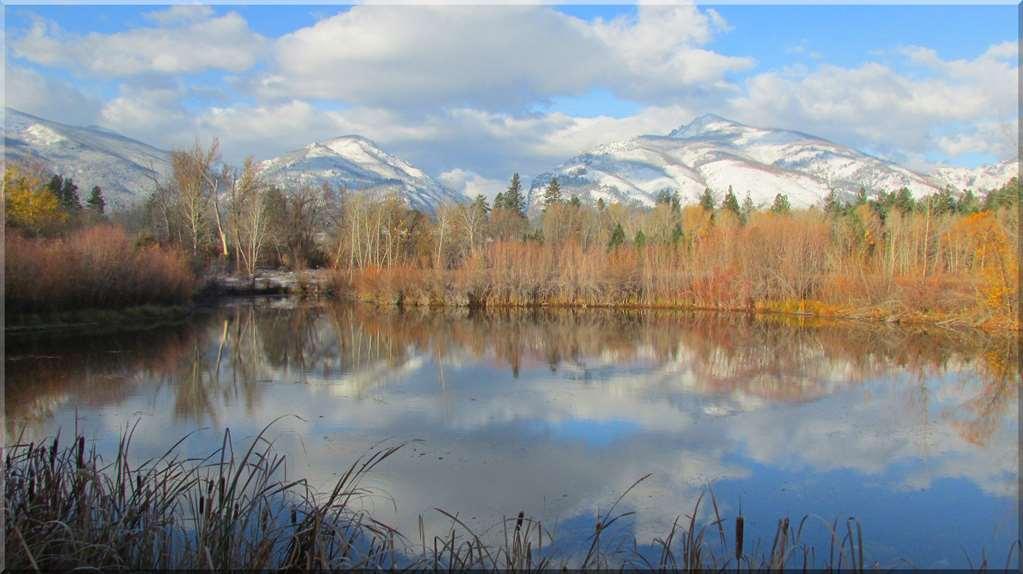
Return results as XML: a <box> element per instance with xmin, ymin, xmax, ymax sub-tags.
<box><xmin>6</xmin><ymin>422</ymin><xmax>1018</xmax><ymax>571</ymax></box>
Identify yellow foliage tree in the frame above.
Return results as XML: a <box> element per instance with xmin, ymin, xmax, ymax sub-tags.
<box><xmin>4</xmin><ymin>165</ymin><xmax>68</xmax><ymax>234</ymax></box>
<box><xmin>946</xmin><ymin>211</ymin><xmax>1018</xmax><ymax>315</ymax></box>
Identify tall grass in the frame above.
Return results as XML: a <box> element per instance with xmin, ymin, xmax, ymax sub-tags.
<box><xmin>5</xmin><ymin>225</ymin><xmax>196</xmax><ymax>313</ymax></box>
<box><xmin>6</xmin><ymin>422</ymin><xmax>1019</xmax><ymax>571</ymax></box>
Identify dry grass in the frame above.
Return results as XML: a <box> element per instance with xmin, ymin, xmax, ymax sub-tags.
<box><xmin>5</xmin><ymin>225</ymin><xmax>196</xmax><ymax>313</ymax></box>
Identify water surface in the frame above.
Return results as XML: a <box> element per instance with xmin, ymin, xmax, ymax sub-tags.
<box><xmin>6</xmin><ymin>301</ymin><xmax>1019</xmax><ymax>567</ymax></box>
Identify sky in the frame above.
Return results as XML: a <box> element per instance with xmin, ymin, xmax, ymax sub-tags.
<box><xmin>4</xmin><ymin>3</ymin><xmax>1018</xmax><ymax>199</ymax></box>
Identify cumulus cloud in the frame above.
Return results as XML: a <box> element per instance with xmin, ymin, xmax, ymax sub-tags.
<box><xmin>13</xmin><ymin>8</ymin><xmax>267</xmax><ymax>76</ymax></box>
<box><xmin>5</xmin><ymin>66</ymin><xmax>104</xmax><ymax>126</ymax></box>
<box><xmin>727</xmin><ymin>42</ymin><xmax>1018</xmax><ymax>164</ymax></box>
<box><xmin>438</xmin><ymin>169</ymin><xmax>508</xmax><ymax>201</ymax></box>
<box><xmin>255</xmin><ymin>5</ymin><xmax>749</xmax><ymax>109</ymax></box>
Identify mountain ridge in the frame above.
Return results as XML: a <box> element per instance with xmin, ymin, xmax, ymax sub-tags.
<box><xmin>528</xmin><ymin>114</ymin><xmax>1016</xmax><ymax>210</ymax></box>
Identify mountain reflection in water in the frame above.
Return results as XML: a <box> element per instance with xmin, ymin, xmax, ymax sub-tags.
<box><xmin>5</xmin><ymin>300</ymin><xmax>1019</xmax><ymax>568</ymax></box>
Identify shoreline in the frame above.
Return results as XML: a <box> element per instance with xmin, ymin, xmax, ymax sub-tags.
<box><xmin>5</xmin><ymin>267</ymin><xmax>1018</xmax><ymax>336</ymax></box>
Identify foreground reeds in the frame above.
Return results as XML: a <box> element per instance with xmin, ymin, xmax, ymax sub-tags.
<box><xmin>5</xmin><ymin>421</ymin><xmax>1020</xmax><ymax>571</ymax></box>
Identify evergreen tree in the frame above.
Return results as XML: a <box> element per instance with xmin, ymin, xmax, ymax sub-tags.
<box><xmin>503</xmin><ymin>173</ymin><xmax>526</xmax><ymax>216</ymax></box>
<box><xmin>596</xmin><ymin>197</ymin><xmax>606</xmax><ymax>211</ymax></box>
<box><xmin>59</xmin><ymin>177</ymin><xmax>80</xmax><ymax>211</ymax></box>
<box><xmin>699</xmin><ymin>188</ymin><xmax>716</xmax><ymax>211</ymax></box>
<box><xmin>671</xmin><ymin>223</ymin><xmax>684</xmax><ymax>245</ymax></box>
<box><xmin>893</xmin><ymin>187</ymin><xmax>915</xmax><ymax>214</ymax></box>
<box><xmin>722</xmin><ymin>186</ymin><xmax>741</xmax><ymax>215</ymax></box>
<box><xmin>542</xmin><ymin>178</ymin><xmax>562</xmax><ymax>209</ymax></box>
<box><xmin>957</xmin><ymin>189</ymin><xmax>980</xmax><ymax>214</ymax></box>
<box><xmin>569</xmin><ymin>195</ymin><xmax>582</xmax><ymax>208</ymax></box>
<box><xmin>87</xmin><ymin>186</ymin><xmax>105</xmax><ymax>214</ymax></box>
<box><xmin>823</xmin><ymin>189</ymin><xmax>843</xmax><ymax>215</ymax></box>
<box><xmin>854</xmin><ymin>186</ymin><xmax>869</xmax><ymax>206</ymax></box>
<box><xmin>741</xmin><ymin>192</ymin><xmax>755</xmax><ymax>221</ymax></box>
<box><xmin>770</xmin><ymin>193</ymin><xmax>791</xmax><ymax>214</ymax></box>
<box><xmin>655</xmin><ymin>189</ymin><xmax>681</xmax><ymax>212</ymax></box>
<box><xmin>472</xmin><ymin>193</ymin><xmax>490</xmax><ymax>214</ymax></box>
<box><xmin>47</xmin><ymin>175</ymin><xmax>63</xmax><ymax>200</ymax></box>
<box><xmin>608</xmin><ymin>223</ymin><xmax>626</xmax><ymax>250</ymax></box>
<box><xmin>634</xmin><ymin>230</ymin><xmax>646</xmax><ymax>248</ymax></box>
<box><xmin>493</xmin><ymin>192</ymin><xmax>506</xmax><ymax>210</ymax></box>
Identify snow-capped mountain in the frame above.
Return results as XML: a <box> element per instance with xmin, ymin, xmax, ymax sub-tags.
<box><xmin>257</xmin><ymin>136</ymin><xmax>462</xmax><ymax>213</ymax></box>
<box><xmin>3</xmin><ymin>108</ymin><xmax>171</xmax><ymax>209</ymax></box>
<box><xmin>933</xmin><ymin>159</ymin><xmax>1018</xmax><ymax>193</ymax></box>
<box><xmin>529</xmin><ymin>114</ymin><xmax>948</xmax><ymax>210</ymax></box>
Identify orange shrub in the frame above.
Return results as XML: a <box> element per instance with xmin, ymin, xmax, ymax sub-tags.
<box><xmin>6</xmin><ymin>225</ymin><xmax>196</xmax><ymax>313</ymax></box>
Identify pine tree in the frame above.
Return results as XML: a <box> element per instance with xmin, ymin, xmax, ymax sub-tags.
<box><xmin>741</xmin><ymin>192</ymin><xmax>755</xmax><ymax>222</ymax></box>
<box><xmin>493</xmin><ymin>192</ymin><xmax>506</xmax><ymax>210</ymax></box>
<box><xmin>542</xmin><ymin>178</ymin><xmax>562</xmax><ymax>209</ymax></box>
<box><xmin>87</xmin><ymin>186</ymin><xmax>106</xmax><ymax>214</ymax></box>
<box><xmin>854</xmin><ymin>186</ymin><xmax>869</xmax><ymax>206</ymax></box>
<box><xmin>503</xmin><ymin>173</ymin><xmax>526</xmax><ymax>216</ymax></box>
<box><xmin>472</xmin><ymin>193</ymin><xmax>490</xmax><ymax>215</ymax></box>
<box><xmin>823</xmin><ymin>189</ymin><xmax>843</xmax><ymax>215</ymax></box>
<box><xmin>770</xmin><ymin>193</ymin><xmax>791</xmax><ymax>214</ymax></box>
<box><xmin>634</xmin><ymin>230</ymin><xmax>646</xmax><ymax>248</ymax></box>
<box><xmin>699</xmin><ymin>188</ymin><xmax>716</xmax><ymax>211</ymax></box>
<box><xmin>569</xmin><ymin>195</ymin><xmax>582</xmax><ymax>208</ymax></box>
<box><xmin>722</xmin><ymin>186</ymin><xmax>741</xmax><ymax>215</ymax></box>
<box><xmin>656</xmin><ymin>189</ymin><xmax>681</xmax><ymax>212</ymax></box>
<box><xmin>957</xmin><ymin>189</ymin><xmax>979</xmax><ymax>214</ymax></box>
<box><xmin>894</xmin><ymin>187</ymin><xmax>915</xmax><ymax>214</ymax></box>
<box><xmin>60</xmin><ymin>178</ymin><xmax>80</xmax><ymax>211</ymax></box>
<box><xmin>596</xmin><ymin>197</ymin><xmax>606</xmax><ymax>211</ymax></box>
<box><xmin>608</xmin><ymin>223</ymin><xmax>625</xmax><ymax>250</ymax></box>
<box><xmin>671</xmin><ymin>223</ymin><xmax>684</xmax><ymax>245</ymax></box>
<box><xmin>47</xmin><ymin>175</ymin><xmax>63</xmax><ymax>200</ymax></box>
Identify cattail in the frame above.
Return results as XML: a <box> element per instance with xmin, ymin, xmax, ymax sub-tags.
<box><xmin>515</xmin><ymin>511</ymin><xmax>524</xmax><ymax>532</ymax></box>
<box><xmin>76</xmin><ymin>437</ymin><xmax>85</xmax><ymax>469</ymax></box>
<box><xmin>49</xmin><ymin>437</ymin><xmax>58</xmax><ymax>468</ymax></box>
<box><xmin>735</xmin><ymin>514</ymin><xmax>744</xmax><ymax>561</ymax></box>
<box><xmin>137</xmin><ymin>475</ymin><xmax>143</xmax><ymax>493</ymax></box>
<box><xmin>291</xmin><ymin>508</ymin><xmax>297</xmax><ymax>525</ymax></box>
<box><xmin>219</xmin><ymin>476</ymin><xmax>226</xmax><ymax>507</ymax></box>
<box><xmin>199</xmin><ymin>496</ymin><xmax>205</xmax><ymax>515</ymax></box>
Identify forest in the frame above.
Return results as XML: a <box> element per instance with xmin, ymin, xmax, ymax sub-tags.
<box><xmin>4</xmin><ymin>139</ymin><xmax>1020</xmax><ymax>329</ymax></box>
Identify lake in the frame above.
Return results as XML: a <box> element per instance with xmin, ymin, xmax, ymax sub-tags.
<box><xmin>5</xmin><ymin>300</ymin><xmax>1019</xmax><ymax>568</ymax></box>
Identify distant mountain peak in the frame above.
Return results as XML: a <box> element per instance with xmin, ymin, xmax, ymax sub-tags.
<box><xmin>259</xmin><ymin>135</ymin><xmax>460</xmax><ymax>213</ymax></box>
<box><xmin>669</xmin><ymin>113</ymin><xmax>746</xmax><ymax>138</ymax></box>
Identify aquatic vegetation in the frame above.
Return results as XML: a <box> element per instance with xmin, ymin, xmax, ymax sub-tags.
<box><xmin>6</xmin><ymin>421</ymin><xmax>1019</xmax><ymax>571</ymax></box>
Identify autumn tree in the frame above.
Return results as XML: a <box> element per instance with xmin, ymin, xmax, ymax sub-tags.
<box><xmin>4</xmin><ymin>165</ymin><xmax>68</xmax><ymax>235</ymax></box>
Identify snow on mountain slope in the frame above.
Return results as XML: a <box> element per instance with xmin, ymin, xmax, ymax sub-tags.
<box><xmin>528</xmin><ymin>114</ymin><xmax>943</xmax><ymax>210</ymax></box>
<box><xmin>4</xmin><ymin>108</ymin><xmax>170</xmax><ymax>209</ymax></box>
<box><xmin>933</xmin><ymin>159</ymin><xmax>1018</xmax><ymax>192</ymax></box>
<box><xmin>257</xmin><ymin>136</ymin><xmax>462</xmax><ymax>213</ymax></box>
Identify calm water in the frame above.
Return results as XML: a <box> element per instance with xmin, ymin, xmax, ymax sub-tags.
<box><xmin>5</xmin><ymin>300</ymin><xmax>1020</xmax><ymax>567</ymax></box>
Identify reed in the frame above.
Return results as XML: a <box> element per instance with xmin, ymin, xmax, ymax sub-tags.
<box><xmin>6</xmin><ymin>422</ymin><xmax>1019</xmax><ymax>571</ymax></box>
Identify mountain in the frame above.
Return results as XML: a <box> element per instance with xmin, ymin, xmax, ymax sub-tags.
<box><xmin>528</xmin><ymin>114</ymin><xmax>948</xmax><ymax>210</ymax></box>
<box><xmin>933</xmin><ymin>159</ymin><xmax>1018</xmax><ymax>193</ymax></box>
<box><xmin>257</xmin><ymin>136</ymin><xmax>462</xmax><ymax>213</ymax></box>
<box><xmin>3</xmin><ymin>108</ymin><xmax>171</xmax><ymax>209</ymax></box>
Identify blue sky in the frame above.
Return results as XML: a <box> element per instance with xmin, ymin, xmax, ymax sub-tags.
<box><xmin>5</xmin><ymin>4</ymin><xmax>1017</xmax><ymax>194</ymax></box>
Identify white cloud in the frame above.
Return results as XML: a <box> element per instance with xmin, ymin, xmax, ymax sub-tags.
<box><xmin>13</xmin><ymin>9</ymin><xmax>267</xmax><ymax>76</ymax></box>
<box><xmin>257</xmin><ymin>5</ymin><xmax>748</xmax><ymax>109</ymax></box>
<box><xmin>727</xmin><ymin>43</ymin><xmax>1018</xmax><ymax>164</ymax></box>
<box><xmin>438</xmin><ymin>169</ymin><xmax>507</xmax><ymax>201</ymax></box>
<box><xmin>4</xmin><ymin>65</ymin><xmax>103</xmax><ymax>126</ymax></box>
